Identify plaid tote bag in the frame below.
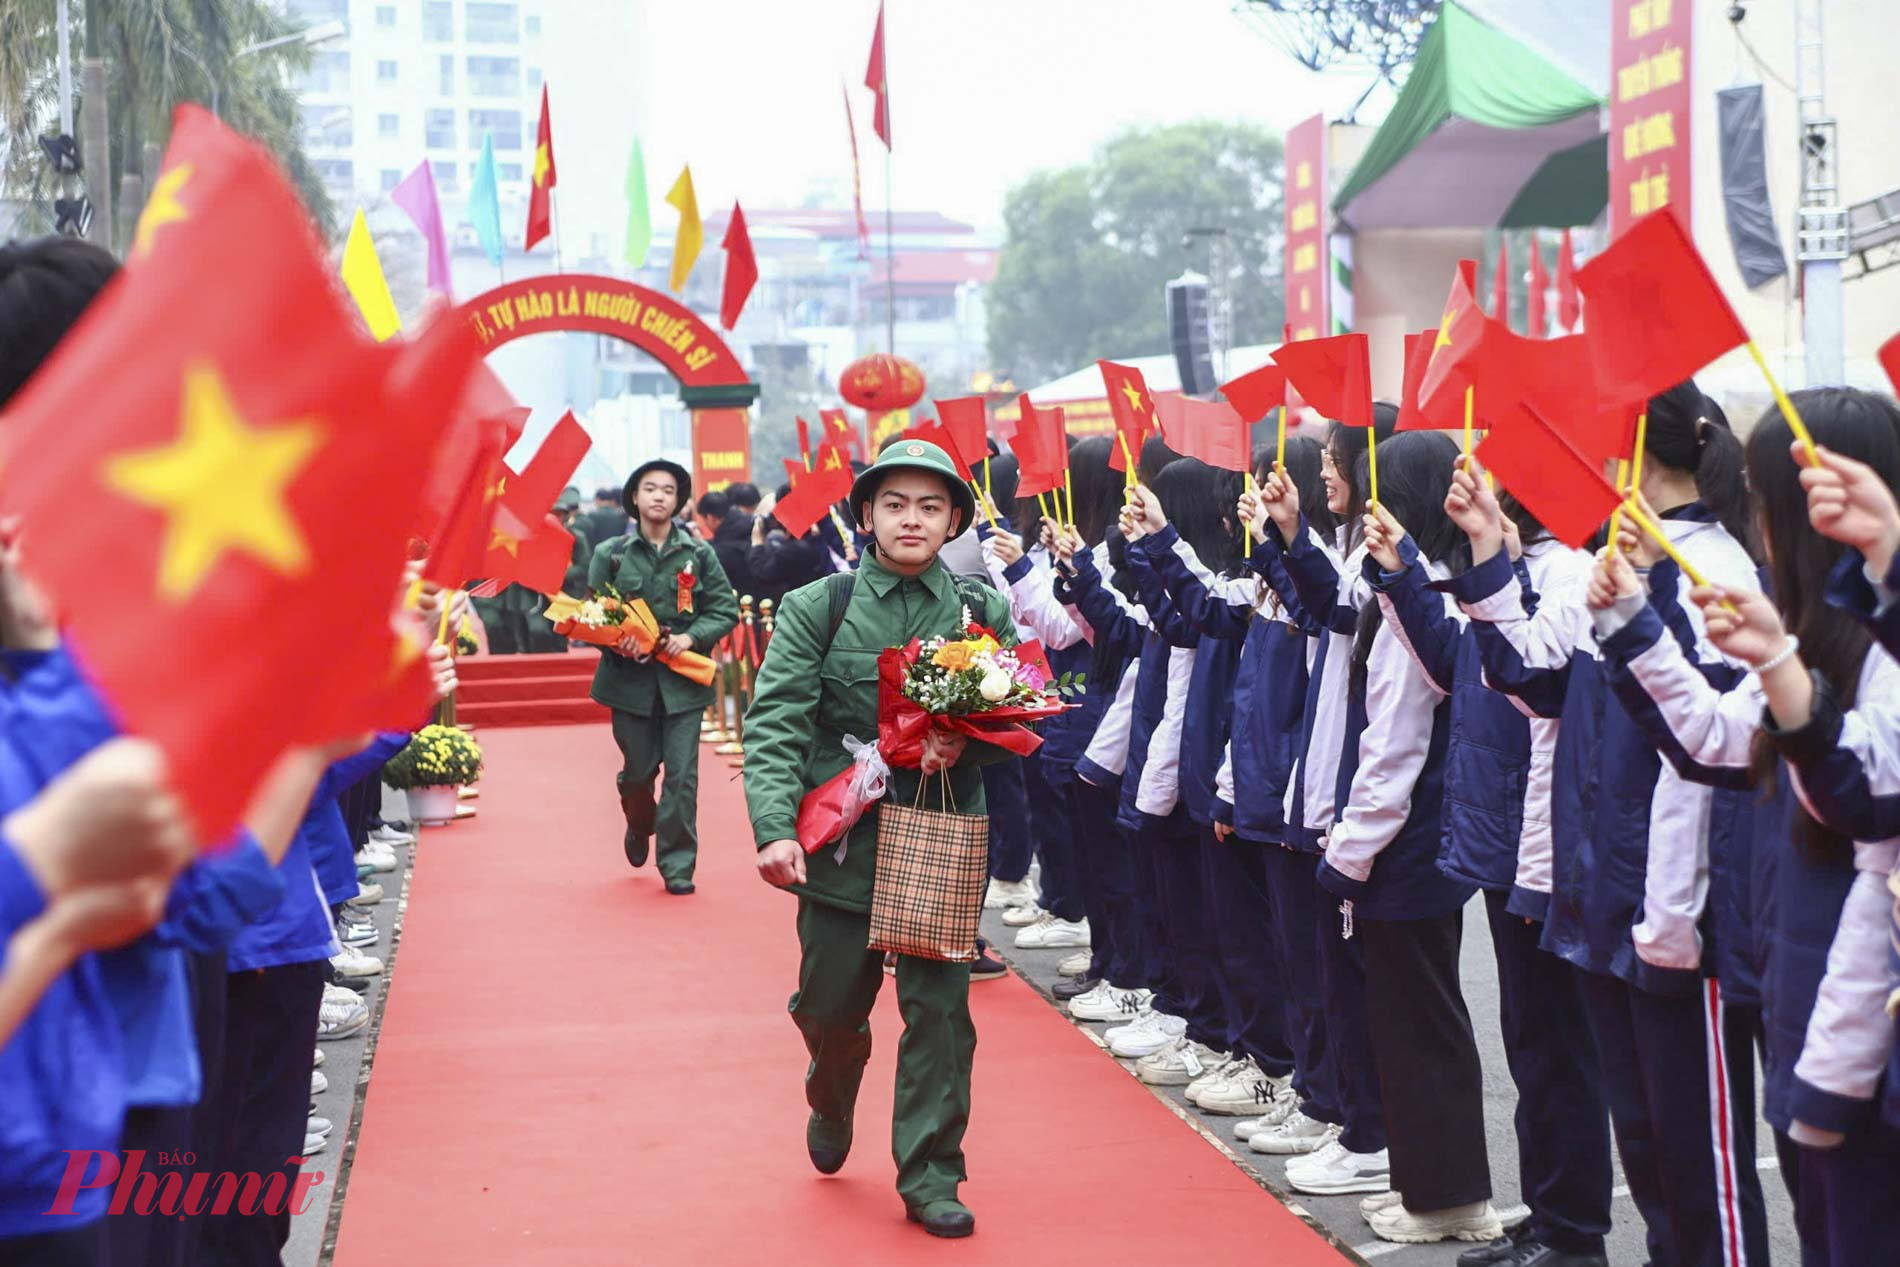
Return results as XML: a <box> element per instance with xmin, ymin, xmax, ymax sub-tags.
<box><xmin>867</xmin><ymin>773</ymin><xmax>990</xmax><ymax>963</ymax></box>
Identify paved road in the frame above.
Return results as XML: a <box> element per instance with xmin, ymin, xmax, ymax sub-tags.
<box><xmin>985</xmin><ymin>889</ymin><xmax>1798</xmax><ymax>1267</ymax></box>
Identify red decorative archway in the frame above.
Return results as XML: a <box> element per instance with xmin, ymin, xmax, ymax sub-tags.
<box><xmin>454</xmin><ymin>274</ymin><xmax>759</xmax><ymax>490</ymax></box>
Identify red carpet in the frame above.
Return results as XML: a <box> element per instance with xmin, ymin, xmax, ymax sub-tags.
<box><xmin>330</xmin><ymin>724</ymin><xmax>1345</xmax><ymax>1266</ymax></box>
<box><xmin>455</xmin><ymin>653</ymin><xmax>604</xmax><ymax>728</ymax></box>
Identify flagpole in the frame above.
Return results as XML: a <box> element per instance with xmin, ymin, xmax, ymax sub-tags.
<box><xmin>550</xmin><ymin>186</ymin><xmax>564</xmax><ymax>273</ymax></box>
<box><xmin>884</xmin><ymin>158</ymin><xmax>895</xmax><ymax>355</ymax></box>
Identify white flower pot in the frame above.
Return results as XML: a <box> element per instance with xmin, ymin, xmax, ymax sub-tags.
<box><xmin>406</xmin><ymin>785</ymin><xmax>462</xmax><ymax>827</ymax></box>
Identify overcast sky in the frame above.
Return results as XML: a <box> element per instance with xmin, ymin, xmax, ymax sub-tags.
<box><xmin>547</xmin><ymin>0</ymin><xmax>1389</xmax><ymax>252</ymax></box>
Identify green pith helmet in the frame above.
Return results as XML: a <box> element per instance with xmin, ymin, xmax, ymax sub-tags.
<box><xmin>848</xmin><ymin>439</ymin><xmax>976</xmax><ymax>536</ymax></box>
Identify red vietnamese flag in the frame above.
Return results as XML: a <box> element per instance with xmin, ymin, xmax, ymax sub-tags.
<box><xmin>1098</xmin><ymin>360</ymin><xmax>1156</xmax><ymax>472</ymax></box>
<box><xmin>774</xmin><ymin>441</ymin><xmax>853</xmax><ymax>538</ymax></box>
<box><xmin>1156</xmin><ymin>395</ymin><xmax>1250</xmax><ymax>472</ymax></box>
<box><xmin>719</xmin><ymin>202</ymin><xmax>758</xmax><ymax>331</ymax></box>
<box><xmin>421</xmin><ymin>419</ymin><xmax>505</xmax><ymax>586</ymax></box>
<box><xmin>1475</xmin><ymin>402</ymin><xmax>1623</xmax><ymax>548</ymax></box>
<box><xmin>1527</xmin><ymin>240</ymin><xmax>1549</xmax><ymax>338</ymax></box>
<box><xmin>1575</xmin><ymin>209</ymin><xmax>1748</xmax><ymax>408</ymax></box>
<box><xmin>1418</xmin><ymin>260</ymin><xmax>1484</xmax><ymax>426</ymax></box>
<box><xmin>933</xmin><ymin>395</ymin><xmax>990</xmax><ymax>475</ymax></box>
<box><xmin>1271</xmin><ymin>333</ymin><xmax>1372</xmax><ymax>428</ymax></box>
<box><xmin>525</xmin><ymin>85</ymin><xmax>556</xmax><ymax>252</ymax></box>
<box><xmin>1555</xmin><ymin>228</ymin><xmax>1581</xmax><ymax>332</ymax></box>
<box><xmin>865</xmin><ymin>2</ymin><xmax>891</xmax><ymax>149</ymax></box>
<box><xmin>1009</xmin><ymin>395</ymin><xmax>1067</xmax><ymax>496</ymax></box>
<box><xmin>481</xmin><ymin>503</ymin><xmax>574</xmax><ymax>594</ymax></box>
<box><xmin>818</xmin><ymin>407</ymin><xmax>862</xmax><ymax>462</ymax></box>
<box><xmin>1219</xmin><ymin>362</ymin><xmax>1286</xmax><ymax>424</ymax></box>
<box><xmin>502</xmin><ymin>410</ymin><xmax>592</xmax><ymax>522</ymax></box>
<box><xmin>902</xmin><ymin>421</ymin><xmax>972</xmax><ymax>480</ymax></box>
<box><xmin>783</xmin><ymin>457</ymin><xmax>807</xmax><ymax>490</ymax></box>
<box><xmin>1880</xmin><ymin>332</ymin><xmax>1900</xmax><ymax>397</ymax></box>
<box><xmin>1491</xmin><ymin>246</ymin><xmax>1511</xmax><ymax>326</ymax></box>
<box><xmin>419</xmin><ymin>360</ymin><xmax>524</xmax><ymax>547</ymax></box>
<box><xmin>0</xmin><ymin>106</ymin><xmax>478</xmax><ymax>838</ymax></box>
<box><xmin>1394</xmin><ymin>329</ymin><xmax>1442</xmax><ymax>431</ymax></box>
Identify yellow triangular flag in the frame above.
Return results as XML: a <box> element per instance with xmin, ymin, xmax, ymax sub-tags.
<box><xmin>665</xmin><ymin>165</ymin><xmax>703</xmax><ymax>294</ymax></box>
<box><xmin>341</xmin><ymin>209</ymin><xmax>401</xmax><ymax>342</ymax></box>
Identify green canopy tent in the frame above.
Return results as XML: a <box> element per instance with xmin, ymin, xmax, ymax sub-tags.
<box><xmin>1332</xmin><ymin>2</ymin><xmax>1606</xmax><ymax>232</ymax></box>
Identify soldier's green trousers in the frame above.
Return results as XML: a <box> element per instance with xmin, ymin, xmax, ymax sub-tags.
<box><xmin>789</xmin><ymin>899</ymin><xmax>975</xmax><ymax>1207</ymax></box>
<box><xmin>609</xmin><ymin>708</ymin><xmax>702</xmax><ymax>885</ymax></box>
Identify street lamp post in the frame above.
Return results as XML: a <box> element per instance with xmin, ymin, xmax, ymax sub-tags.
<box><xmin>187</xmin><ymin>18</ymin><xmax>347</xmax><ymax>118</ymax></box>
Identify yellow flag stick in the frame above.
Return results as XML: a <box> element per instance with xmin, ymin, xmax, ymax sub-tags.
<box><xmin>983</xmin><ymin>451</ymin><xmax>992</xmax><ymax>501</ymax></box>
<box><xmin>1463</xmin><ymin>387</ymin><xmax>1475</xmax><ymax>458</ymax></box>
<box><xmin>969</xmin><ymin>480</ymin><xmax>999</xmax><ymax>529</ymax></box>
<box><xmin>1037</xmin><ymin>491</ymin><xmax>1054</xmax><ymax>526</ymax></box>
<box><xmin>1746</xmin><ymin>340</ymin><xmax>1819</xmax><ymax>464</ymax></box>
<box><xmin>1607</xmin><ymin>458</ymin><xmax>1631</xmax><ymax>552</ymax></box>
<box><xmin>1063</xmin><ymin>465</ymin><xmax>1077</xmax><ymax>531</ymax></box>
<box><xmin>1621</xmin><ymin>496</ymin><xmax>1713</xmax><ymax>590</ymax></box>
<box><xmin>1242</xmin><ymin>472</ymin><xmax>1255</xmax><ymax>559</ymax></box>
<box><xmin>1366</xmin><ymin>429</ymin><xmax>1381</xmax><ymax>507</ymax></box>
<box><xmin>1275</xmin><ymin>404</ymin><xmax>1287</xmax><ymax>472</ymax></box>
<box><xmin>1629</xmin><ymin>411</ymin><xmax>1649</xmax><ymax>494</ymax></box>
<box><xmin>437</xmin><ymin>599</ymin><xmax>454</xmax><ymax>646</ymax></box>
<box><xmin>1118</xmin><ymin>432</ymin><xmax>1139</xmax><ymax>487</ymax></box>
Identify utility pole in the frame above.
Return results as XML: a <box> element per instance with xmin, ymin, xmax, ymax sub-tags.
<box><xmin>1794</xmin><ymin>0</ymin><xmax>1844</xmax><ymax>383</ymax></box>
<box><xmin>79</xmin><ymin>2</ymin><xmax>112</xmax><ymax>250</ymax></box>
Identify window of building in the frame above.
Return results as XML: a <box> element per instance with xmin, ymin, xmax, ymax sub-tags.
<box><xmin>423</xmin><ymin>2</ymin><xmax>452</xmax><ymax>42</ymax></box>
<box><xmin>299</xmin><ymin>50</ymin><xmax>350</xmax><ymax>95</ymax></box>
<box><xmin>431</xmin><ymin>160</ymin><xmax>459</xmax><ymax>194</ymax></box>
<box><xmin>377</xmin><ymin>113</ymin><xmax>399</xmax><ymax>139</ymax></box>
<box><xmin>465</xmin><ymin>55</ymin><xmax>519</xmax><ymax>98</ymax></box>
<box><xmin>376</xmin><ymin>60</ymin><xmax>398</xmax><ymax>84</ymax></box>
<box><xmin>438</xmin><ymin>54</ymin><xmax>454</xmax><ymax>95</ymax></box>
<box><xmin>468</xmin><ymin>108</ymin><xmax>522</xmax><ymax>151</ymax></box>
<box><xmin>424</xmin><ymin>108</ymin><xmax>455</xmax><ymax>149</ymax></box>
<box><xmin>375</xmin><ymin>5</ymin><xmax>396</xmax><ymax>28</ymax></box>
<box><xmin>526</xmin><ymin>66</ymin><xmax>542</xmax><ymax>92</ymax></box>
<box><xmin>525</xmin><ymin>14</ymin><xmax>541</xmax><ymax>36</ymax></box>
<box><xmin>465</xmin><ymin>3</ymin><xmax>520</xmax><ymax>44</ymax></box>
<box><xmin>287</xmin><ymin>0</ymin><xmax>348</xmax><ymax>34</ymax></box>
<box><xmin>314</xmin><ymin>158</ymin><xmax>355</xmax><ymax>189</ymax></box>
<box><xmin>497</xmin><ymin>163</ymin><xmax>523</xmax><ymax>183</ymax></box>
<box><xmin>381</xmin><ymin>169</ymin><xmax>403</xmax><ymax>192</ymax></box>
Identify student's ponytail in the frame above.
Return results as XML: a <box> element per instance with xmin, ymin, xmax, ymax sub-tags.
<box><xmin>1644</xmin><ymin>381</ymin><xmax>1758</xmax><ymax>560</ymax></box>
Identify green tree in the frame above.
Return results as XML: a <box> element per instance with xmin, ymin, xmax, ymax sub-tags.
<box><xmin>987</xmin><ymin>120</ymin><xmax>1287</xmax><ymax>386</ymax></box>
<box><xmin>1</xmin><ymin>0</ymin><xmax>334</xmax><ymax>243</ymax></box>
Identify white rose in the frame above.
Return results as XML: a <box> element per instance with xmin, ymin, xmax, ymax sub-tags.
<box><xmin>978</xmin><ymin>670</ymin><xmax>1012</xmax><ymax>702</ymax></box>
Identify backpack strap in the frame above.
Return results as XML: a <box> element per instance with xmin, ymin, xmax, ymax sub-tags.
<box><xmin>823</xmin><ymin>570</ymin><xmax>858</xmax><ymax>646</ymax></box>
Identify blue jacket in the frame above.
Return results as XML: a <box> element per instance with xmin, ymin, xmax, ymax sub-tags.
<box><xmin>1116</xmin><ymin>536</ymin><xmax>1196</xmax><ymax>833</ymax></box>
<box><xmin>1218</xmin><ymin>555</ymin><xmax>1314</xmax><ymax>843</ymax></box>
<box><xmin>307</xmin><ymin>733</ymin><xmax>407</xmax><ymax>908</ymax></box>
<box><xmin>1059</xmin><ymin>546</ymin><xmax>1150</xmax><ymax>788</ymax></box>
<box><xmin>1457</xmin><ymin>507</ymin><xmax>1760</xmax><ymax>996</ymax></box>
<box><xmin>993</xmin><ymin>551</ymin><xmax>1091</xmax><ymax>777</ymax></box>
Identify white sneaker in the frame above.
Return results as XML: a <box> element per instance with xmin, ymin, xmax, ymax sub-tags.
<box><xmin>1184</xmin><ymin>1056</ymin><xmax>1244</xmax><ymax>1105</ymax></box>
<box><xmin>1284</xmin><ymin>1138</ymin><xmax>1391</xmax><ymax>1196</ymax></box>
<box><xmin>347</xmin><ymin>881</ymin><xmax>384</xmax><ymax>907</ymax></box>
<box><xmin>1199</xmin><ymin>1068</ymin><xmax>1293</xmax><ymax>1118</ymax></box>
<box><xmin>318</xmin><ymin>993</ymin><xmax>370</xmax><ymax>1041</ymax></box>
<box><xmin>1360</xmin><ymin>1191</ymin><xmax>1405</xmax><ymax>1217</ymax></box>
<box><xmin>983</xmin><ymin>878</ymin><xmax>1037</xmax><ymax>910</ymax></box>
<box><xmin>1015</xmin><ymin>914</ymin><xmax>1089</xmax><ymax>950</ymax></box>
<box><xmin>1248</xmin><ymin>1109</ymin><xmax>1335</xmax><ymax>1155</ymax></box>
<box><xmin>1107</xmin><ymin>1009</ymin><xmax>1187</xmax><ymax>1059</ymax></box>
<box><xmin>337</xmin><ymin>921</ymin><xmax>379</xmax><ymax>949</ymax></box>
<box><xmin>1236</xmin><ymin>1086</ymin><xmax>1301</xmax><ymax>1139</ymax></box>
<box><xmin>1056</xmin><ymin>950</ymin><xmax>1092</xmax><ymax>977</ymax></box>
<box><xmin>302</xmin><ymin>1132</ymin><xmax>327</xmax><ymax>1156</ymax></box>
<box><xmin>330</xmin><ymin>945</ymin><xmax>384</xmax><ymax>979</ymax></box>
<box><xmin>1069</xmin><ymin>984</ymin><xmax>1146</xmax><ymax>1023</ymax></box>
<box><xmin>1000</xmin><ymin>903</ymin><xmax>1045</xmax><ymax>928</ymax></box>
<box><xmin>369</xmin><ymin>824</ymin><xmax>415</xmax><ymax>846</ymax></box>
<box><xmin>313</xmin><ymin>1047</ymin><xmax>325</xmax><ymax>1068</ymax></box>
<box><xmin>307</xmin><ymin>1115</ymin><xmax>333</xmax><ymax>1137</ymax></box>
<box><xmin>311</xmin><ymin>1070</ymin><xmax>328</xmax><ymax>1096</ymax></box>
<box><xmin>1102</xmin><ymin>1000</ymin><xmax>1154</xmax><ymax>1043</ymax></box>
<box><xmin>1365</xmin><ymin>1200</ymin><xmax>1502</xmax><ymax>1244</ymax></box>
<box><xmin>322</xmin><ymin>982</ymin><xmax>360</xmax><ymax>1007</ymax></box>
<box><xmin>1135</xmin><ymin>1038</ymin><xmax>1227</xmax><ymax>1086</ymax></box>
<box><xmin>358</xmin><ymin>842</ymin><xmax>398</xmax><ymax>874</ymax></box>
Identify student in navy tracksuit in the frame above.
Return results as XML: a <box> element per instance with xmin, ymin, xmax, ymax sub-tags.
<box><xmin>1602</xmin><ymin>389</ymin><xmax>1900</xmax><ymax>1266</ymax></box>
<box><xmin>1207</xmin><ymin>438</ymin><xmax>1337</xmax><ymax>1132</ymax></box>
<box><xmin>1121</xmin><ymin>458</ymin><xmax>1298</xmax><ymax>1097</ymax></box>
<box><xmin>1314</xmin><ymin>432</ymin><xmax>1500</xmax><ymax>1244</ymax></box>
<box><xmin>1240</xmin><ymin>411</ymin><xmax>1395</xmax><ymax>1182</ymax></box>
<box><xmin>1367</xmin><ymin>482</ymin><xmax>1614</xmax><ymax>1264</ymax></box>
<box><xmin>1455</xmin><ymin>383</ymin><xmax>1771</xmax><ymax>1267</ymax></box>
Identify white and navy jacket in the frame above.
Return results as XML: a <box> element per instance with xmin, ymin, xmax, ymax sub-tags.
<box><xmin>1215</xmin><ymin>551</ymin><xmax>1317</xmax><ymax>844</ymax></box>
<box><xmin>1118</xmin><ymin>533</ymin><xmax>1198</xmax><ymax>831</ymax></box>
<box><xmin>1058</xmin><ymin>545</ymin><xmax>1148</xmax><ymax>788</ymax></box>
<box><xmin>1455</xmin><ymin>504</ymin><xmax>1761</xmax><ymax>996</ymax></box>
<box><xmin>1372</xmin><ymin>535</ymin><xmax>1593</xmax><ymax>917</ymax></box>
<box><xmin>1598</xmin><ymin>590</ymin><xmax>1899</xmax><ymax>1147</ymax></box>
<box><xmin>981</xmin><ymin>539</ymin><xmax>1092</xmax><ymax>777</ymax></box>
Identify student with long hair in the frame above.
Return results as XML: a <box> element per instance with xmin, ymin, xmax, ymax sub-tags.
<box><xmin>1451</xmin><ymin>381</ymin><xmax>1770</xmax><ymax>1267</ymax></box>
<box><xmin>1237</xmin><ymin>407</ymin><xmax>1396</xmax><ymax>1188</ymax></box>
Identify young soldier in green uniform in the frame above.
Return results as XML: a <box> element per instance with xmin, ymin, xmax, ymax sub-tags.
<box><xmin>588</xmin><ymin>458</ymin><xmax>738</xmax><ymax>894</ymax></box>
<box><xmin>743</xmin><ymin>440</ymin><xmax>1018</xmax><ymax>1240</ymax></box>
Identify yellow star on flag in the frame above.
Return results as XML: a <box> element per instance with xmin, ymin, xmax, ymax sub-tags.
<box><xmin>133</xmin><ymin>163</ymin><xmax>193</xmax><ymax>259</ymax></box>
<box><xmin>490</xmin><ymin>529</ymin><xmax>521</xmax><ymax>556</ymax></box>
<box><xmin>1434</xmin><ymin>309</ymin><xmax>1455</xmax><ymax>350</ymax></box>
<box><xmin>103</xmin><ymin>363</ymin><xmax>325</xmax><ymax>602</ymax></box>
<box><xmin>485</xmin><ymin>474</ymin><xmax>507</xmax><ymax>503</ymax></box>
<box><xmin>533</xmin><ymin>141</ymin><xmax>551</xmax><ymax>188</ymax></box>
<box><xmin>1120</xmin><ymin>381</ymin><xmax>1147</xmax><ymax>414</ymax></box>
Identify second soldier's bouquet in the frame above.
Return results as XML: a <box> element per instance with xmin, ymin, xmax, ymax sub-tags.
<box><xmin>795</xmin><ymin>609</ymin><xmax>1075</xmax><ymax>854</ymax></box>
<box><xmin>543</xmin><ymin>588</ymin><xmax>718</xmax><ymax>686</ymax></box>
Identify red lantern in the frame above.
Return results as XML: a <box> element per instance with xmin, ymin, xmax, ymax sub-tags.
<box><xmin>839</xmin><ymin>353</ymin><xmax>925</xmax><ymax>413</ymax></box>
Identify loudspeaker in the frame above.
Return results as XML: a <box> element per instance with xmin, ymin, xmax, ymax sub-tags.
<box><xmin>1166</xmin><ymin>273</ymin><xmax>1215</xmax><ymax>397</ymax></box>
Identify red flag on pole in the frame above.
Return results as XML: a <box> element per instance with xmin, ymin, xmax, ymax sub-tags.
<box><xmin>1394</xmin><ymin>329</ymin><xmax>1442</xmax><ymax>431</ymax></box>
<box><xmin>421</xmin><ymin>421</ymin><xmax>505</xmax><ymax>587</ymax></box>
<box><xmin>501</xmin><ymin>410</ymin><xmax>591</xmax><ymax>521</ymax></box>
<box><xmin>773</xmin><ymin>442</ymin><xmax>853</xmax><ymax>537</ymax></box>
<box><xmin>1418</xmin><ymin>260</ymin><xmax>1484</xmax><ymax>424</ymax></box>
<box><xmin>525</xmin><ymin>85</ymin><xmax>556</xmax><ymax>251</ymax></box>
<box><xmin>865</xmin><ymin>2</ymin><xmax>891</xmax><ymax>150</ymax></box>
<box><xmin>1880</xmin><ymin>332</ymin><xmax>1900</xmax><ymax>397</ymax></box>
<box><xmin>796</xmin><ymin>416</ymin><xmax>814</xmax><ymax>468</ymax></box>
<box><xmin>1009</xmin><ymin>395</ymin><xmax>1067</xmax><ymax>497</ymax></box>
<box><xmin>481</xmin><ymin>504</ymin><xmax>575</xmax><ymax>595</ymax></box>
<box><xmin>1575</xmin><ymin>209</ymin><xmax>1748</xmax><ymax>408</ymax></box>
<box><xmin>1097</xmin><ymin>360</ymin><xmax>1157</xmax><ymax>472</ymax></box>
<box><xmin>901</xmin><ymin>421</ymin><xmax>973</xmax><ymax>480</ymax></box>
<box><xmin>820</xmin><ymin>407</ymin><xmax>865</xmax><ymax>462</ymax></box>
<box><xmin>1271</xmin><ymin>333</ymin><xmax>1372</xmax><ymax>428</ymax></box>
<box><xmin>1475</xmin><ymin>403</ymin><xmax>1622</xmax><ymax>548</ymax></box>
<box><xmin>719</xmin><ymin>202</ymin><xmax>758</xmax><ymax>330</ymax></box>
<box><xmin>1555</xmin><ymin>228</ymin><xmax>1581</xmax><ymax>332</ymax></box>
<box><xmin>842</xmin><ymin>83</ymin><xmax>871</xmax><ymax>260</ymax></box>
<box><xmin>932</xmin><ymin>396</ymin><xmax>990</xmax><ymax>475</ymax></box>
<box><xmin>1527</xmin><ymin>240</ymin><xmax>1549</xmax><ymax>339</ymax></box>
<box><xmin>1491</xmin><ymin>243</ymin><xmax>1511</xmax><ymax>327</ymax></box>
<box><xmin>1156</xmin><ymin>395</ymin><xmax>1250</xmax><ymax>472</ymax></box>
<box><xmin>1218</xmin><ymin>362</ymin><xmax>1286</xmax><ymax>424</ymax></box>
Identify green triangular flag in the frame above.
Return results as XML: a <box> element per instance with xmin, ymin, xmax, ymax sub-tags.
<box><xmin>624</xmin><ymin>134</ymin><xmax>651</xmax><ymax>269</ymax></box>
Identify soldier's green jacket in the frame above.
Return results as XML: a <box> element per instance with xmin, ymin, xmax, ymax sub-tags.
<box><xmin>742</xmin><ymin>553</ymin><xmax>1017</xmax><ymax>913</ymax></box>
<box><xmin>587</xmin><ymin>525</ymin><xmax>738</xmax><ymax>716</ymax></box>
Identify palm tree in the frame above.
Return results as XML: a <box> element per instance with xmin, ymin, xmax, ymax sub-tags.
<box><xmin>1</xmin><ymin>0</ymin><xmax>335</xmax><ymax>243</ymax></box>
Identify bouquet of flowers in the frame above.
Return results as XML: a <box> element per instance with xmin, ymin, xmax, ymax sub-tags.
<box><xmin>795</xmin><ymin>610</ymin><xmax>1076</xmax><ymax>855</ymax></box>
<box><xmin>543</xmin><ymin>588</ymin><xmax>717</xmax><ymax>687</ymax></box>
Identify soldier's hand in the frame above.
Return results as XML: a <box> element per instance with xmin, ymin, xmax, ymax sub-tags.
<box><xmin>661</xmin><ymin>633</ymin><xmax>694</xmax><ymax>659</ymax></box>
<box><xmin>920</xmin><ymin>728</ymin><xmax>968</xmax><ymax>774</ymax></box>
<box><xmin>758</xmin><ymin>839</ymin><xmax>807</xmax><ymax>888</ymax></box>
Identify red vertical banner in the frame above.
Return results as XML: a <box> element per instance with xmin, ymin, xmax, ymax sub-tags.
<box><xmin>1283</xmin><ymin>114</ymin><xmax>1329</xmax><ymax>343</ymax></box>
<box><xmin>692</xmin><ymin>407</ymin><xmax>752</xmax><ymax>493</ymax></box>
<box><xmin>1610</xmin><ymin>0</ymin><xmax>1693</xmax><ymax>239</ymax></box>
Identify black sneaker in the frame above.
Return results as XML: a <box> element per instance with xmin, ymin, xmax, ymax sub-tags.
<box><xmin>969</xmin><ymin>940</ymin><xmax>1008</xmax><ymax>982</ymax></box>
<box><xmin>1458</xmin><ymin>1218</ymin><xmax>1534</xmax><ymax>1267</ymax></box>
<box><xmin>1052</xmin><ymin>975</ymin><xmax>1098</xmax><ymax>1001</ymax></box>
